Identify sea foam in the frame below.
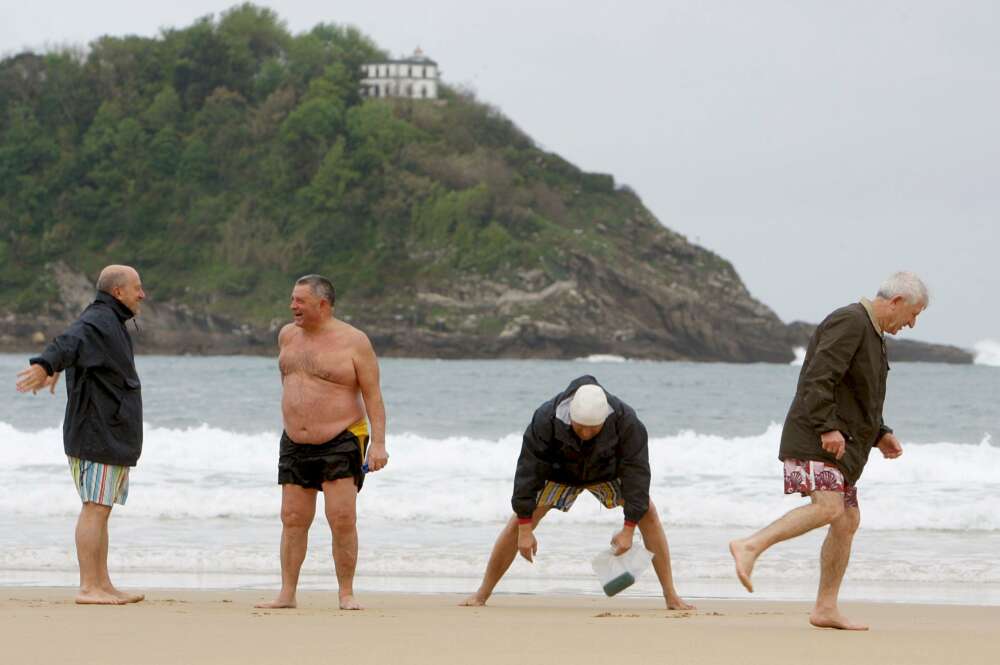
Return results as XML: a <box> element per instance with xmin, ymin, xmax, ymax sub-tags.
<box><xmin>2</xmin><ymin>421</ymin><xmax>996</xmax><ymax>531</ymax></box>
<box><xmin>974</xmin><ymin>339</ymin><xmax>1000</xmax><ymax>366</ymax></box>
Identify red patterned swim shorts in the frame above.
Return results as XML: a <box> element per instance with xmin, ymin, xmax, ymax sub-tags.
<box><xmin>783</xmin><ymin>458</ymin><xmax>859</xmax><ymax>508</ymax></box>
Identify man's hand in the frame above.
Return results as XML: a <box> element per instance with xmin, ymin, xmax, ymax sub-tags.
<box><xmin>877</xmin><ymin>432</ymin><xmax>903</xmax><ymax>459</ymax></box>
<box><xmin>367</xmin><ymin>441</ymin><xmax>389</xmax><ymax>472</ymax></box>
<box><xmin>611</xmin><ymin>525</ymin><xmax>635</xmax><ymax>555</ymax></box>
<box><xmin>517</xmin><ymin>524</ymin><xmax>538</xmax><ymax>563</ymax></box>
<box><xmin>820</xmin><ymin>430</ymin><xmax>846</xmax><ymax>460</ymax></box>
<box><xmin>16</xmin><ymin>365</ymin><xmax>59</xmax><ymax>395</ymax></box>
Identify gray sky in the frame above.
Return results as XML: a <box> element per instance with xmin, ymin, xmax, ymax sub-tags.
<box><xmin>4</xmin><ymin>0</ymin><xmax>998</xmax><ymax>348</ymax></box>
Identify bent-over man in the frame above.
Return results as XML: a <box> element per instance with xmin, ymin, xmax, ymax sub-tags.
<box><xmin>15</xmin><ymin>265</ymin><xmax>146</xmax><ymax>605</ymax></box>
<box><xmin>729</xmin><ymin>271</ymin><xmax>929</xmax><ymax>630</ymax></box>
<box><xmin>257</xmin><ymin>275</ymin><xmax>387</xmax><ymax>610</ymax></box>
<box><xmin>461</xmin><ymin>375</ymin><xmax>692</xmax><ymax>609</ymax></box>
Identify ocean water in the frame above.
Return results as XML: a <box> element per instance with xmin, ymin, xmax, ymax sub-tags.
<box><xmin>2</xmin><ymin>353</ymin><xmax>998</xmax><ymax>604</ymax></box>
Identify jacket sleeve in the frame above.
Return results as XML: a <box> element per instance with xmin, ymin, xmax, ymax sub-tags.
<box><xmin>619</xmin><ymin>414</ymin><xmax>651</xmax><ymax>524</ymax></box>
<box><xmin>30</xmin><ymin>320</ymin><xmax>88</xmax><ymax>375</ymax></box>
<box><xmin>800</xmin><ymin>310</ymin><xmax>865</xmax><ymax>436</ymax></box>
<box><xmin>511</xmin><ymin>411</ymin><xmax>554</xmax><ymax>520</ymax></box>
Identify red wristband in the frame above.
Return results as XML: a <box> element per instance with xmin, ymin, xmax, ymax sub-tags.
<box><xmin>517</xmin><ymin>517</ymin><xmax>533</xmax><ymax>525</ymax></box>
<box><xmin>624</xmin><ymin>520</ymin><xmax>637</xmax><ymax>528</ymax></box>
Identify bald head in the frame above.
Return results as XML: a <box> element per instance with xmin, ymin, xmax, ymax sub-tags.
<box><xmin>96</xmin><ymin>265</ymin><xmax>138</xmax><ymax>293</ymax></box>
<box><xmin>96</xmin><ymin>265</ymin><xmax>145</xmax><ymax>314</ymax></box>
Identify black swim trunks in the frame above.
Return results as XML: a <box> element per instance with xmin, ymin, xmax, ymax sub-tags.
<box><xmin>278</xmin><ymin>419</ymin><xmax>369</xmax><ymax>491</ymax></box>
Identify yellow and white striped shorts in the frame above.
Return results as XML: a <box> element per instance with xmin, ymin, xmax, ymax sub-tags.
<box><xmin>536</xmin><ymin>479</ymin><xmax>624</xmax><ymax>512</ymax></box>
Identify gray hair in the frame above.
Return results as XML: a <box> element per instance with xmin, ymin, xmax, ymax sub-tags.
<box><xmin>295</xmin><ymin>274</ymin><xmax>336</xmax><ymax>306</ymax></box>
<box><xmin>96</xmin><ymin>265</ymin><xmax>135</xmax><ymax>293</ymax></box>
<box><xmin>877</xmin><ymin>271</ymin><xmax>930</xmax><ymax>306</ymax></box>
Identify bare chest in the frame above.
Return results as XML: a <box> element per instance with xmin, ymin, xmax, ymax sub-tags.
<box><xmin>279</xmin><ymin>341</ymin><xmax>357</xmax><ymax>387</ymax></box>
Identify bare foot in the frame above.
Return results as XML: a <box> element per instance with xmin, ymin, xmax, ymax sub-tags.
<box><xmin>666</xmin><ymin>596</ymin><xmax>695</xmax><ymax>610</ymax></box>
<box><xmin>729</xmin><ymin>539</ymin><xmax>756</xmax><ymax>593</ymax></box>
<box><xmin>810</xmin><ymin>610</ymin><xmax>869</xmax><ymax>631</ymax></box>
<box><xmin>254</xmin><ymin>597</ymin><xmax>297</xmax><ymax>609</ymax></box>
<box><xmin>111</xmin><ymin>588</ymin><xmax>145</xmax><ymax>604</ymax></box>
<box><xmin>76</xmin><ymin>589</ymin><xmax>127</xmax><ymax>605</ymax></box>
<box><xmin>459</xmin><ymin>594</ymin><xmax>487</xmax><ymax>607</ymax></box>
<box><xmin>339</xmin><ymin>595</ymin><xmax>362</xmax><ymax>610</ymax></box>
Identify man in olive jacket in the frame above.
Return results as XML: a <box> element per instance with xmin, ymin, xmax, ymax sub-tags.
<box><xmin>461</xmin><ymin>375</ymin><xmax>692</xmax><ymax>609</ymax></box>
<box><xmin>15</xmin><ymin>265</ymin><xmax>146</xmax><ymax>605</ymax></box>
<box><xmin>730</xmin><ymin>272</ymin><xmax>929</xmax><ymax>630</ymax></box>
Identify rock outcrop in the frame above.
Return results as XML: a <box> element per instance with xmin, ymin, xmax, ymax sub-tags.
<box><xmin>1</xmin><ymin>260</ymin><xmax>972</xmax><ymax>364</ymax></box>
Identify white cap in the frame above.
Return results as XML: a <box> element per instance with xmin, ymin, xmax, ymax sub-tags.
<box><xmin>569</xmin><ymin>384</ymin><xmax>614</xmax><ymax>426</ymax></box>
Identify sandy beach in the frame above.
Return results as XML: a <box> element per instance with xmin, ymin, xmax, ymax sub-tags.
<box><xmin>2</xmin><ymin>589</ymin><xmax>998</xmax><ymax>665</ymax></box>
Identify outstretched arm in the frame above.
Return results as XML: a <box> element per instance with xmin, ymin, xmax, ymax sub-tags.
<box><xmin>15</xmin><ymin>366</ymin><xmax>61</xmax><ymax>394</ymax></box>
<box><xmin>17</xmin><ymin>330</ymin><xmax>82</xmax><ymax>395</ymax></box>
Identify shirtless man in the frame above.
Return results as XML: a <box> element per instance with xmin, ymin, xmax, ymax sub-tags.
<box><xmin>256</xmin><ymin>275</ymin><xmax>388</xmax><ymax>611</ymax></box>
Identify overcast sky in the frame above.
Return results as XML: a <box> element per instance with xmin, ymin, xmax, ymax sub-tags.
<box><xmin>3</xmin><ymin>0</ymin><xmax>997</xmax><ymax>348</ymax></box>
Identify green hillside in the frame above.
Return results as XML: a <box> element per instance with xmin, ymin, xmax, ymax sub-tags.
<box><xmin>0</xmin><ymin>3</ymin><xmax>665</xmax><ymax>324</ymax></box>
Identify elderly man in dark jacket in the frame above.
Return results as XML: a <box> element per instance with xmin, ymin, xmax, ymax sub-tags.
<box><xmin>461</xmin><ymin>375</ymin><xmax>692</xmax><ymax>609</ymax></box>
<box><xmin>16</xmin><ymin>265</ymin><xmax>146</xmax><ymax>605</ymax></box>
<box><xmin>729</xmin><ymin>272</ymin><xmax>929</xmax><ymax>630</ymax></box>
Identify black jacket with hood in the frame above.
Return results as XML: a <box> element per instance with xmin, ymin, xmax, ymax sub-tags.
<box><xmin>511</xmin><ymin>375</ymin><xmax>651</xmax><ymax>524</ymax></box>
<box><xmin>30</xmin><ymin>291</ymin><xmax>143</xmax><ymax>467</ymax></box>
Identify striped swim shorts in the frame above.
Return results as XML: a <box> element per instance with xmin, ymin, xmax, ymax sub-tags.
<box><xmin>536</xmin><ymin>479</ymin><xmax>624</xmax><ymax>512</ymax></box>
<box><xmin>68</xmin><ymin>456</ymin><xmax>130</xmax><ymax>506</ymax></box>
<box><xmin>783</xmin><ymin>458</ymin><xmax>858</xmax><ymax>508</ymax></box>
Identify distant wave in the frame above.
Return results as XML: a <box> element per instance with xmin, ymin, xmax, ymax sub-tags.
<box><xmin>973</xmin><ymin>339</ymin><xmax>1000</xmax><ymax>366</ymax></box>
<box><xmin>575</xmin><ymin>354</ymin><xmax>627</xmax><ymax>363</ymax></box>
<box><xmin>1</xmin><ymin>421</ymin><xmax>996</xmax><ymax>531</ymax></box>
<box><xmin>790</xmin><ymin>347</ymin><xmax>806</xmax><ymax>366</ymax></box>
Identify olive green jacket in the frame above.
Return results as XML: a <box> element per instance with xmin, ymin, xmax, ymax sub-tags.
<box><xmin>779</xmin><ymin>303</ymin><xmax>892</xmax><ymax>485</ymax></box>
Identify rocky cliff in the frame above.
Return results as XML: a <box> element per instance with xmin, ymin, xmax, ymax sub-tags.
<box><xmin>1</xmin><ymin>262</ymin><xmax>972</xmax><ymax>364</ymax></box>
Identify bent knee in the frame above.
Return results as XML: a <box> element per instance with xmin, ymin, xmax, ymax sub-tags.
<box><xmin>815</xmin><ymin>499</ymin><xmax>845</xmax><ymax>524</ymax></box>
<box><xmin>832</xmin><ymin>509</ymin><xmax>861</xmax><ymax>536</ymax></box>
<box><xmin>639</xmin><ymin>501</ymin><xmax>659</xmax><ymax>524</ymax></box>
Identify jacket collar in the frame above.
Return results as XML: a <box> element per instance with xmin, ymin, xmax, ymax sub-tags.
<box><xmin>96</xmin><ymin>291</ymin><xmax>135</xmax><ymax>322</ymax></box>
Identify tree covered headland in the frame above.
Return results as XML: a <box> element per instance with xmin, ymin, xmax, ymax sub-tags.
<box><xmin>1</xmin><ymin>3</ymin><xmax>650</xmax><ymax>324</ymax></box>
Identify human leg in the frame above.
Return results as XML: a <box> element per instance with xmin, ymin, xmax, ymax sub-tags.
<box><xmin>322</xmin><ymin>477</ymin><xmax>361</xmax><ymax>609</ymax></box>
<box><xmin>729</xmin><ymin>490</ymin><xmax>844</xmax><ymax>592</ymax></box>
<box><xmin>94</xmin><ymin>514</ymin><xmax>143</xmax><ymax>604</ymax></box>
<box><xmin>637</xmin><ymin>500</ymin><xmax>694</xmax><ymax>610</ymax></box>
<box><xmin>69</xmin><ymin>458</ymin><xmax>139</xmax><ymax>604</ymax></box>
<box><xmin>255</xmin><ymin>484</ymin><xmax>317</xmax><ymax>608</ymax></box>
<box><xmin>810</xmin><ymin>505</ymin><xmax>866</xmax><ymax>630</ymax></box>
<box><xmin>75</xmin><ymin>502</ymin><xmax>123</xmax><ymax>605</ymax></box>
<box><xmin>460</xmin><ymin>505</ymin><xmax>551</xmax><ymax>606</ymax></box>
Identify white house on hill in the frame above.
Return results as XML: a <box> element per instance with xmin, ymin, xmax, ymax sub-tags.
<box><xmin>360</xmin><ymin>48</ymin><xmax>439</xmax><ymax>100</ymax></box>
